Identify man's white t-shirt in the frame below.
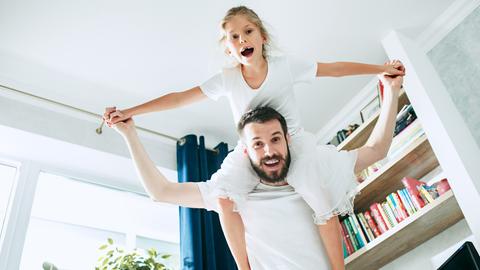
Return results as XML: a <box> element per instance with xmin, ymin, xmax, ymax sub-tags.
<box><xmin>200</xmin><ymin>182</ymin><xmax>333</xmax><ymax>270</ymax></box>
<box><xmin>200</xmin><ymin>56</ymin><xmax>317</xmax><ymax>135</ymax></box>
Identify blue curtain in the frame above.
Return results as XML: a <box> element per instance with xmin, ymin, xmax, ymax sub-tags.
<box><xmin>177</xmin><ymin>134</ymin><xmax>237</xmax><ymax>270</ymax></box>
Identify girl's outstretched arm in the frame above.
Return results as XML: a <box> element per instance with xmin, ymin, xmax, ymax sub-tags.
<box><xmin>316</xmin><ymin>61</ymin><xmax>405</xmax><ymax>77</ymax></box>
<box><xmin>105</xmin><ymin>86</ymin><xmax>207</xmax><ymax>125</ymax></box>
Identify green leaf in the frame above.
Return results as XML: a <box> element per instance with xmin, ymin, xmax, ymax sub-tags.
<box><xmin>161</xmin><ymin>254</ymin><xmax>171</xmax><ymax>259</ymax></box>
<box><xmin>99</xmin><ymin>244</ymin><xmax>108</xmax><ymax>250</ymax></box>
<box><xmin>107</xmin><ymin>238</ymin><xmax>114</xmax><ymax>245</ymax></box>
<box><xmin>102</xmin><ymin>257</ymin><xmax>109</xmax><ymax>266</ymax></box>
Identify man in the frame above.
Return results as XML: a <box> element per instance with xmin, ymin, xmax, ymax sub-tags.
<box><xmin>112</xmin><ymin>72</ymin><xmax>403</xmax><ymax>269</ymax></box>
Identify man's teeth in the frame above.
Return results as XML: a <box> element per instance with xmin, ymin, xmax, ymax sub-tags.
<box><xmin>265</xmin><ymin>159</ymin><xmax>279</xmax><ymax>165</ymax></box>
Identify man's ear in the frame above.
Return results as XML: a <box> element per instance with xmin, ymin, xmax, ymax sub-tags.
<box><xmin>242</xmin><ymin>144</ymin><xmax>248</xmax><ymax>156</ymax></box>
<box><xmin>286</xmin><ymin>133</ymin><xmax>291</xmax><ymax>144</ymax></box>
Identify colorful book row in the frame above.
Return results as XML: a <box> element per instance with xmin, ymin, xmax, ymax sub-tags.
<box><xmin>342</xmin><ymin>177</ymin><xmax>449</xmax><ymax>258</ymax></box>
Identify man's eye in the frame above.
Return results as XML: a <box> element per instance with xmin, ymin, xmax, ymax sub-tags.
<box><xmin>272</xmin><ymin>137</ymin><xmax>280</xmax><ymax>142</ymax></box>
<box><xmin>254</xmin><ymin>142</ymin><xmax>263</xmax><ymax>148</ymax></box>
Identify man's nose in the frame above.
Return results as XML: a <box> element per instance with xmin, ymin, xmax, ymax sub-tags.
<box><xmin>263</xmin><ymin>144</ymin><xmax>273</xmax><ymax>156</ymax></box>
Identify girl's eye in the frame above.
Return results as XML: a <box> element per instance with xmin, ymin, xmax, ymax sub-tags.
<box><xmin>246</xmin><ymin>29</ymin><xmax>253</xmax><ymax>34</ymax></box>
<box><xmin>232</xmin><ymin>34</ymin><xmax>239</xmax><ymax>39</ymax></box>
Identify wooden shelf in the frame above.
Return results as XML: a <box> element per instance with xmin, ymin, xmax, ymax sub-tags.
<box><xmin>337</xmin><ymin>88</ymin><xmax>410</xmax><ymax>151</ymax></box>
<box><xmin>345</xmin><ymin>190</ymin><xmax>463</xmax><ymax>270</ymax></box>
<box><xmin>354</xmin><ymin>135</ymin><xmax>439</xmax><ymax>212</ymax></box>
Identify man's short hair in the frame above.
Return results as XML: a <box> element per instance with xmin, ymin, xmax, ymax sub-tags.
<box><xmin>237</xmin><ymin>107</ymin><xmax>288</xmax><ymax>136</ymax></box>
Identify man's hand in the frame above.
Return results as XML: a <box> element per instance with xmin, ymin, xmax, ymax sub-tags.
<box><xmin>112</xmin><ymin>118</ymin><xmax>136</xmax><ymax>138</ymax></box>
<box><xmin>103</xmin><ymin>106</ymin><xmax>133</xmax><ymax>126</ymax></box>
<box><xmin>380</xmin><ymin>60</ymin><xmax>404</xmax><ymax>92</ymax></box>
<box><xmin>383</xmin><ymin>59</ymin><xmax>405</xmax><ymax>77</ymax></box>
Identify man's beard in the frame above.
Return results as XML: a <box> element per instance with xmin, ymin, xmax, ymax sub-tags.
<box><xmin>249</xmin><ymin>146</ymin><xmax>291</xmax><ymax>184</ymax></box>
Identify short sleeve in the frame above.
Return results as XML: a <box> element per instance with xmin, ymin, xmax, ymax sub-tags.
<box><xmin>288</xmin><ymin>56</ymin><xmax>317</xmax><ymax>84</ymax></box>
<box><xmin>323</xmin><ymin>145</ymin><xmax>358</xmax><ymax>178</ymax></box>
<box><xmin>196</xmin><ymin>180</ymin><xmax>220</xmax><ymax>212</ymax></box>
<box><xmin>196</xmin><ymin>142</ymin><xmax>259</xmax><ymax>213</ymax></box>
<box><xmin>200</xmin><ymin>72</ymin><xmax>226</xmax><ymax>101</ymax></box>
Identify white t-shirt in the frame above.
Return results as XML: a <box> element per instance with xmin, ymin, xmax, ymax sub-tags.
<box><xmin>200</xmin><ymin>56</ymin><xmax>317</xmax><ymax>134</ymax></box>
<box><xmin>204</xmin><ymin>183</ymin><xmax>332</xmax><ymax>270</ymax></box>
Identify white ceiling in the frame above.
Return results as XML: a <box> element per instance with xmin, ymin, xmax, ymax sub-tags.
<box><xmin>0</xmin><ymin>0</ymin><xmax>456</xmax><ymax>147</ymax></box>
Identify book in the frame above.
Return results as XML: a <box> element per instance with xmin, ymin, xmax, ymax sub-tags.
<box><xmin>343</xmin><ymin>241</ymin><xmax>349</xmax><ymax>258</ymax></box>
<box><xmin>378</xmin><ymin>202</ymin><xmax>393</xmax><ymax>229</ymax></box>
<box><xmin>397</xmin><ymin>189</ymin><xmax>414</xmax><ymax>216</ymax></box>
<box><xmin>392</xmin><ymin>192</ymin><xmax>410</xmax><ymax>220</ymax></box>
<box><xmin>400</xmin><ymin>188</ymin><xmax>418</xmax><ymax>213</ymax></box>
<box><xmin>386</xmin><ymin>194</ymin><xmax>403</xmax><ymax>223</ymax></box>
<box><xmin>344</xmin><ymin>218</ymin><xmax>360</xmax><ymax>250</ymax></box>
<box><xmin>340</xmin><ymin>221</ymin><xmax>355</xmax><ymax>255</ymax></box>
<box><xmin>350</xmin><ymin>215</ymin><xmax>368</xmax><ymax>247</ymax></box>
<box><xmin>402</xmin><ymin>177</ymin><xmax>426</xmax><ymax>210</ymax></box>
<box><xmin>358</xmin><ymin>213</ymin><xmax>375</xmax><ymax>242</ymax></box>
<box><xmin>417</xmin><ymin>185</ymin><xmax>431</xmax><ymax>205</ymax></box>
<box><xmin>364</xmin><ymin>210</ymin><xmax>382</xmax><ymax>237</ymax></box>
<box><xmin>382</xmin><ymin>202</ymin><xmax>398</xmax><ymax>227</ymax></box>
<box><xmin>419</xmin><ymin>185</ymin><xmax>435</xmax><ymax>203</ymax></box>
<box><xmin>363</xmin><ymin>210</ymin><xmax>382</xmax><ymax>238</ymax></box>
<box><xmin>369</xmin><ymin>203</ymin><xmax>389</xmax><ymax>233</ymax></box>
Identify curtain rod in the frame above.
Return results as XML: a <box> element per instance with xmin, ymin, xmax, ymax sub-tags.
<box><xmin>0</xmin><ymin>83</ymin><xmax>180</xmax><ymax>142</ymax></box>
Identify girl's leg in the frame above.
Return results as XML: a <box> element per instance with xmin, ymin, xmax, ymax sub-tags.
<box><xmin>217</xmin><ymin>197</ymin><xmax>250</xmax><ymax>270</ymax></box>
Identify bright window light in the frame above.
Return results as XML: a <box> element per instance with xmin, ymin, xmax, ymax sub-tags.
<box><xmin>20</xmin><ymin>172</ymin><xmax>179</xmax><ymax>270</ymax></box>
<box><xmin>0</xmin><ymin>163</ymin><xmax>16</xmax><ymax>238</ymax></box>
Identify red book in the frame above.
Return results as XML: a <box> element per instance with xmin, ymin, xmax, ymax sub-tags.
<box><xmin>364</xmin><ymin>210</ymin><xmax>382</xmax><ymax>237</ymax></box>
<box><xmin>369</xmin><ymin>203</ymin><xmax>388</xmax><ymax>234</ymax></box>
<box><xmin>401</xmin><ymin>177</ymin><xmax>426</xmax><ymax>209</ymax></box>
<box><xmin>378</xmin><ymin>80</ymin><xmax>384</xmax><ymax>104</ymax></box>
<box><xmin>341</xmin><ymin>221</ymin><xmax>355</xmax><ymax>255</ymax></box>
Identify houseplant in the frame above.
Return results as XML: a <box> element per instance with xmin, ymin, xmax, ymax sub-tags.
<box><xmin>95</xmin><ymin>238</ymin><xmax>172</xmax><ymax>270</ymax></box>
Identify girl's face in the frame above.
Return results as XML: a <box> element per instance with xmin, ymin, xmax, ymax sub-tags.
<box><xmin>223</xmin><ymin>15</ymin><xmax>266</xmax><ymax>65</ymax></box>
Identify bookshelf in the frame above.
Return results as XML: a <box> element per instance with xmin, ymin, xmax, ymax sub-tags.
<box><xmin>345</xmin><ymin>190</ymin><xmax>463</xmax><ymax>269</ymax></box>
<box><xmin>354</xmin><ymin>135</ymin><xmax>438</xmax><ymax>212</ymax></box>
<box><xmin>337</xmin><ymin>88</ymin><xmax>409</xmax><ymax>152</ymax></box>
<box><xmin>338</xmin><ymin>89</ymin><xmax>465</xmax><ymax>269</ymax></box>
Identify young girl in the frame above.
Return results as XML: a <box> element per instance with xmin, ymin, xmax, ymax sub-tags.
<box><xmin>104</xmin><ymin>6</ymin><xmax>404</xmax><ymax>269</ymax></box>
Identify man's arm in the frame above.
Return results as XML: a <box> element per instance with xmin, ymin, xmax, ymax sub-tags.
<box><xmin>354</xmin><ymin>61</ymin><xmax>404</xmax><ymax>174</ymax></box>
<box><xmin>114</xmin><ymin>118</ymin><xmax>205</xmax><ymax>208</ymax></box>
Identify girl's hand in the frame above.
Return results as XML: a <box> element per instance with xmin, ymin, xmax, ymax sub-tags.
<box><xmin>104</xmin><ymin>107</ymin><xmax>132</xmax><ymax>127</ymax></box>
<box><xmin>383</xmin><ymin>59</ymin><xmax>405</xmax><ymax>77</ymax></box>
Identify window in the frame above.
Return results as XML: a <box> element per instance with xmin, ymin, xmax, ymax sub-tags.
<box><xmin>0</xmin><ymin>162</ymin><xmax>17</xmax><ymax>238</ymax></box>
<box><xmin>20</xmin><ymin>172</ymin><xmax>179</xmax><ymax>270</ymax></box>
<box><xmin>137</xmin><ymin>235</ymin><xmax>180</xmax><ymax>270</ymax></box>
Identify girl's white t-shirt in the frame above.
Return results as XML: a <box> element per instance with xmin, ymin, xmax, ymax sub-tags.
<box><xmin>200</xmin><ymin>56</ymin><xmax>317</xmax><ymax>134</ymax></box>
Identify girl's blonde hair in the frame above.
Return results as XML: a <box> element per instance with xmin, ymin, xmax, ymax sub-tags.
<box><xmin>219</xmin><ymin>6</ymin><xmax>271</xmax><ymax>58</ymax></box>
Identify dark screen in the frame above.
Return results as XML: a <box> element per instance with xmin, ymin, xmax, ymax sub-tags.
<box><xmin>438</xmin><ymin>242</ymin><xmax>480</xmax><ymax>270</ymax></box>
